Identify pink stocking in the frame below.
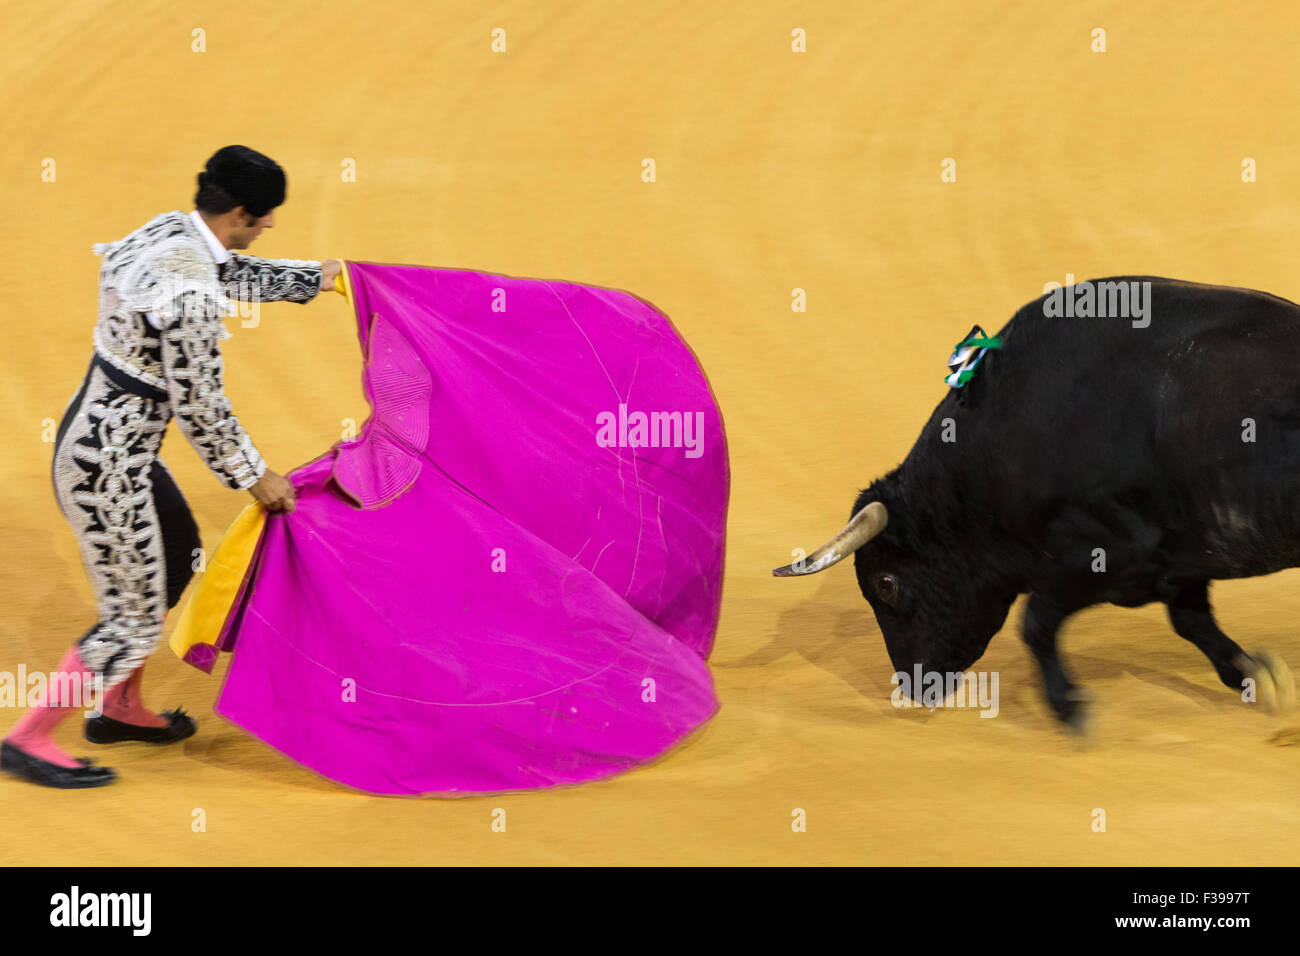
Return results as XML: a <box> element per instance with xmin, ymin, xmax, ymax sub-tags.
<box><xmin>99</xmin><ymin>661</ymin><xmax>168</xmax><ymax>728</ymax></box>
<box><xmin>4</xmin><ymin>646</ymin><xmax>98</xmax><ymax>768</ymax></box>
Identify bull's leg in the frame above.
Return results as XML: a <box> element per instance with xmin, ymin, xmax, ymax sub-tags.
<box><xmin>1164</xmin><ymin>581</ymin><xmax>1252</xmax><ymax>691</ymax></box>
<box><xmin>1021</xmin><ymin>592</ymin><xmax>1088</xmax><ymax>727</ymax></box>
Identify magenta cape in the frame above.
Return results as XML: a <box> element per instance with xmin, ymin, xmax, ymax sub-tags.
<box><xmin>190</xmin><ymin>263</ymin><xmax>728</xmax><ymax>795</ymax></box>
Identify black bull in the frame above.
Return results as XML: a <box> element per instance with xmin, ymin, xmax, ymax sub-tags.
<box><xmin>775</xmin><ymin>276</ymin><xmax>1298</xmax><ymax>727</ymax></box>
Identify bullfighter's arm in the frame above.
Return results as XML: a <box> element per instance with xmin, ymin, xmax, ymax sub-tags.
<box><xmin>157</xmin><ymin>283</ymin><xmax>268</xmax><ymax>490</ymax></box>
<box><xmin>219</xmin><ymin>253</ymin><xmax>324</xmax><ymax>303</ymax></box>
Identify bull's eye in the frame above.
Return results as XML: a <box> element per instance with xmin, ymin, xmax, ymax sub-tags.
<box><xmin>874</xmin><ymin>573</ymin><xmax>900</xmax><ymax>606</ymax></box>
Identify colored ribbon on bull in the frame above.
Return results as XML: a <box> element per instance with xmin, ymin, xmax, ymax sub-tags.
<box><xmin>945</xmin><ymin>324</ymin><xmax>1002</xmax><ymax>388</ymax></box>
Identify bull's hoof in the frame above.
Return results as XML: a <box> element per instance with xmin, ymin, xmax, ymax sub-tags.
<box><xmin>1255</xmin><ymin>651</ymin><xmax>1295</xmax><ymax>713</ymax></box>
<box><xmin>1050</xmin><ymin>686</ymin><xmax>1094</xmax><ymax>736</ymax></box>
<box><xmin>1235</xmin><ymin>651</ymin><xmax>1296</xmax><ymax>715</ymax></box>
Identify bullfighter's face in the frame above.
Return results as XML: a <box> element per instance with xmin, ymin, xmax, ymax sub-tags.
<box><xmin>229</xmin><ymin>206</ymin><xmax>276</xmax><ymax>250</ymax></box>
<box><xmin>853</xmin><ymin>538</ymin><xmax>1014</xmax><ymax>696</ymax></box>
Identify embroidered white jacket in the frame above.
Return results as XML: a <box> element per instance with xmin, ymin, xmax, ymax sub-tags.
<box><xmin>91</xmin><ymin>210</ymin><xmax>323</xmax><ymax>490</ymax></box>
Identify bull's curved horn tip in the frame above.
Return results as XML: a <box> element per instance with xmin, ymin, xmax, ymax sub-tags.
<box><xmin>772</xmin><ymin>500</ymin><xmax>888</xmax><ymax>579</ymax></box>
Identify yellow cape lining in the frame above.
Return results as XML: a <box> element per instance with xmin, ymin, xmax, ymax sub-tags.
<box><xmin>168</xmin><ymin>503</ymin><xmax>267</xmax><ymax>660</ymax></box>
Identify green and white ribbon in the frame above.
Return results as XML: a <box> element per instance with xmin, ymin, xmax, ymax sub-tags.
<box><xmin>945</xmin><ymin>325</ymin><xmax>1002</xmax><ymax>388</ymax></box>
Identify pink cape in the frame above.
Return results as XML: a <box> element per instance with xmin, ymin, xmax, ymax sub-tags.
<box><xmin>194</xmin><ymin>263</ymin><xmax>728</xmax><ymax>795</ymax></box>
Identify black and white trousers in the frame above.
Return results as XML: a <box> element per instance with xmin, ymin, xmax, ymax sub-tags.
<box><xmin>51</xmin><ymin>355</ymin><xmax>201</xmax><ymax>690</ymax></box>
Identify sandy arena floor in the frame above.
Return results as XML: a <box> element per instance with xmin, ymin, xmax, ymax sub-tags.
<box><xmin>2</xmin><ymin>0</ymin><xmax>1299</xmax><ymax>864</ymax></box>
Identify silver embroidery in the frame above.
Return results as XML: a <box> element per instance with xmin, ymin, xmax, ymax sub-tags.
<box><xmin>160</xmin><ymin>290</ymin><xmax>268</xmax><ymax>490</ymax></box>
<box><xmin>90</xmin><ymin>211</ymin><xmax>299</xmax><ymax>489</ymax></box>
<box><xmin>53</xmin><ymin>367</ymin><xmax>169</xmax><ymax>688</ymax></box>
<box><xmin>221</xmin><ymin>251</ymin><xmax>323</xmax><ymax>304</ymax></box>
<box><xmin>91</xmin><ymin>210</ymin><xmax>323</xmax><ymax>392</ymax></box>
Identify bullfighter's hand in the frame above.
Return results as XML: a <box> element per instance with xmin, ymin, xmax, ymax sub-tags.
<box><xmin>249</xmin><ymin>469</ymin><xmax>297</xmax><ymax>513</ymax></box>
<box><xmin>320</xmin><ymin>259</ymin><xmax>342</xmax><ymax>294</ymax></box>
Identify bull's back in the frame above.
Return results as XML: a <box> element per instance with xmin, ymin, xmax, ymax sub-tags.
<box><xmin>951</xmin><ymin>277</ymin><xmax>1300</xmax><ymax>578</ymax></box>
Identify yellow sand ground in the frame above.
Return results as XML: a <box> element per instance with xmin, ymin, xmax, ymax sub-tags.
<box><xmin>2</xmin><ymin>0</ymin><xmax>1299</xmax><ymax>865</ymax></box>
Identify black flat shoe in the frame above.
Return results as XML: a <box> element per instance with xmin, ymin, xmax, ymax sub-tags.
<box><xmin>85</xmin><ymin>707</ymin><xmax>197</xmax><ymax>745</ymax></box>
<box><xmin>0</xmin><ymin>741</ymin><xmax>116</xmax><ymax>789</ymax></box>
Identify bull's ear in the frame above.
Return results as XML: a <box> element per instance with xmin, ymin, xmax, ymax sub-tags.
<box><xmin>772</xmin><ymin>501</ymin><xmax>888</xmax><ymax>576</ymax></box>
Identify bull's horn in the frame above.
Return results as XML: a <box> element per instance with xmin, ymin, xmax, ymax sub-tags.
<box><xmin>771</xmin><ymin>501</ymin><xmax>888</xmax><ymax>577</ymax></box>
